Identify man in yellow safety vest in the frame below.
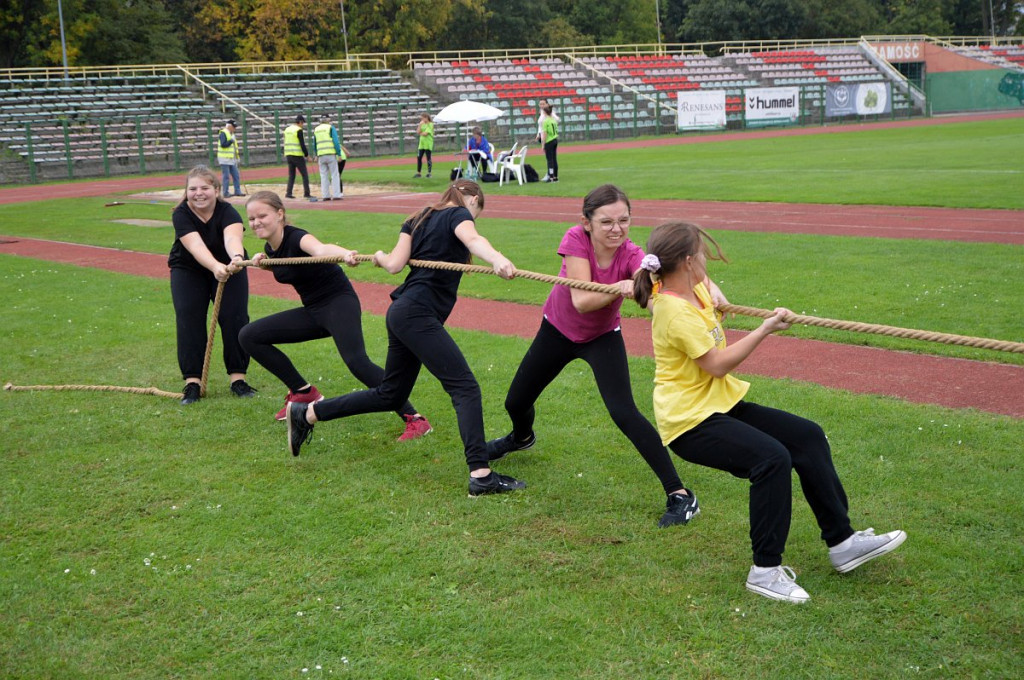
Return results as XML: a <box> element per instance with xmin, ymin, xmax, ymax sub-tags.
<box><xmin>217</xmin><ymin>119</ymin><xmax>243</xmax><ymax>197</ymax></box>
<box><xmin>312</xmin><ymin>113</ymin><xmax>350</xmax><ymax>201</ymax></box>
<box><xmin>283</xmin><ymin>114</ymin><xmax>316</xmax><ymax>202</ymax></box>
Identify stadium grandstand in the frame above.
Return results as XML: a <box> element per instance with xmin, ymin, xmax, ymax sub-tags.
<box><xmin>0</xmin><ymin>35</ymin><xmax>1020</xmax><ymax>183</ymax></box>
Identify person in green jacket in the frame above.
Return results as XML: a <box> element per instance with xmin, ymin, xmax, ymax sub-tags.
<box><xmin>540</xmin><ymin>103</ymin><xmax>559</xmax><ymax>182</ymax></box>
<box><xmin>413</xmin><ymin>113</ymin><xmax>434</xmax><ymax>178</ymax></box>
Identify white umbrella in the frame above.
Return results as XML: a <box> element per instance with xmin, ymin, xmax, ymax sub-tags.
<box><xmin>434</xmin><ymin>100</ymin><xmax>505</xmax><ymax>178</ymax></box>
<box><xmin>434</xmin><ymin>99</ymin><xmax>505</xmax><ymax>123</ymax></box>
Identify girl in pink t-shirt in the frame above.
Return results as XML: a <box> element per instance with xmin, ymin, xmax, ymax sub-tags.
<box><xmin>485</xmin><ymin>184</ymin><xmax>699</xmax><ymax>528</ymax></box>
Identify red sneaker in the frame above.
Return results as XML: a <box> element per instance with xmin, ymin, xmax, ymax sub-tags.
<box><xmin>398</xmin><ymin>414</ymin><xmax>432</xmax><ymax>441</ymax></box>
<box><xmin>274</xmin><ymin>385</ymin><xmax>324</xmax><ymax>421</ymax></box>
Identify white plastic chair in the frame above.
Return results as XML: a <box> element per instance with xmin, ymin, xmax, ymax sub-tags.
<box><xmin>499</xmin><ymin>145</ymin><xmax>528</xmax><ymax>186</ymax></box>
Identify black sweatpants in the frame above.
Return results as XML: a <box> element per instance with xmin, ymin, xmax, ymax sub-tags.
<box><xmin>238</xmin><ymin>293</ymin><xmax>416</xmax><ymax>420</ymax></box>
<box><xmin>667</xmin><ymin>401</ymin><xmax>854</xmax><ymax>567</ymax></box>
<box><xmin>502</xmin><ymin>318</ymin><xmax>684</xmax><ymax>494</ymax></box>
<box><xmin>313</xmin><ymin>296</ymin><xmax>489</xmax><ymax>470</ymax></box>
<box><xmin>416</xmin><ymin>149</ymin><xmax>433</xmax><ymax>174</ymax></box>
<box><xmin>286</xmin><ymin>155</ymin><xmax>310</xmax><ymax>197</ymax></box>
<box><xmin>170</xmin><ymin>266</ymin><xmax>250</xmax><ymax>380</ymax></box>
<box><xmin>337</xmin><ymin>159</ymin><xmax>347</xmax><ymax>195</ymax></box>
<box><xmin>543</xmin><ymin>139</ymin><xmax>558</xmax><ymax>178</ymax></box>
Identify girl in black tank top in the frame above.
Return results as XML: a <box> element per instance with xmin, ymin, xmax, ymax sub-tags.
<box><xmin>237</xmin><ymin>191</ymin><xmax>431</xmax><ymax>440</ymax></box>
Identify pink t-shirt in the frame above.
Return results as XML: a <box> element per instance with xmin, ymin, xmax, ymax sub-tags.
<box><xmin>541</xmin><ymin>225</ymin><xmax>644</xmax><ymax>343</ymax></box>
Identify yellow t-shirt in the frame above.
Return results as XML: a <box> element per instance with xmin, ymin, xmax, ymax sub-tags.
<box><xmin>650</xmin><ymin>282</ymin><xmax>749</xmax><ymax>445</ymax></box>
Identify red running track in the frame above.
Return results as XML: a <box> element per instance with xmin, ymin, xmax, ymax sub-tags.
<box><xmin>1</xmin><ymin>235</ymin><xmax>1021</xmax><ymax>418</ymax></box>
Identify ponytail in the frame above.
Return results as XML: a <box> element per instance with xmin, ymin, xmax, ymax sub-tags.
<box><xmin>635</xmin><ymin>222</ymin><xmax>728</xmax><ymax>308</ymax></box>
<box><xmin>407</xmin><ymin>179</ymin><xmax>485</xmax><ymax>233</ymax></box>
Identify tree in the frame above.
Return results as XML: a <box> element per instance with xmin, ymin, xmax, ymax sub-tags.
<box><xmin>801</xmin><ymin>0</ymin><xmax>883</xmax><ymax>38</ymax></box>
<box><xmin>346</xmin><ymin>0</ymin><xmax>456</xmax><ymax>54</ymax></box>
<box><xmin>678</xmin><ymin>0</ymin><xmax>755</xmax><ymax>42</ymax></box>
<box><xmin>883</xmin><ymin>0</ymin><xmax>954</xmax><ymax>34</ymax></box>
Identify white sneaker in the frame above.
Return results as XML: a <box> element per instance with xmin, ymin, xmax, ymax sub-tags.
<box><xmin>829</xmin><ymin>528</ymin><xmax>907</xmax><ymax>574</ymax></box>
<box><xmin>745</xmin><ymin>565</ymin><xmax>810</xmax><ymax>603</ymax></box>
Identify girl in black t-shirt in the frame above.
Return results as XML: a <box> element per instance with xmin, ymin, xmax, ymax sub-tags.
<box><xmin>168</xmin><ymin>165</ymin><xmax>255</xmax><ymax>405</ymax></box>
<box><xmin>286</xmin><ymin>180</ymin><xmax>526</xmax><ymax>497</ymax></box>
<box><xmin>238</xmin><ymin>191</ymin><xmax>432</xmax><ymax>441</ymax></box>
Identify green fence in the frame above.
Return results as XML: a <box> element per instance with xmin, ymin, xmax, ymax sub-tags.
<box><xmin>5</xmin><ymin>85</ymin><xmax>920</xmax><ymax>183</ymax></box>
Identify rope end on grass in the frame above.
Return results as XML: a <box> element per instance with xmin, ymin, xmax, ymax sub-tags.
<box><xmin>4</xmin><ymin>382</ymin><xmax>12</xmax><ymax>391</ymax></box>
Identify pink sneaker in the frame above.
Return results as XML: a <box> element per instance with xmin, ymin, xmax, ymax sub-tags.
<box><xmin>274</xmin><ymin>385</ymin><xmax>324</xmax><ymax>421</ymax></box>
<box><xmin>398</xmin><ymin>414</ymin><xmax>432</xmax><ymax>441</ymax></box>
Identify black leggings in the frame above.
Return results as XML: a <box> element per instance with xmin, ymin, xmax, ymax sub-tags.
<box><xmin>286</xmin><ymin>155</ymin><xmax>310</xmax><ymax>197</ymax></box>
<box><xmin>337</xmin><ymin>159</ymin><xmax>346</xmax><ymax>194</ymax></box>
<box><xmin>238</xmin><ymin>293</ymin><xmax>416</xmax><ymax>420</ymax></box>
<box><xmin>668</xmin><ymin>401</ymin><xmax>854</xmax><ymax>567</ymax></box>
<box><xmin>170</xmin><ymin>266</ymin><xmax>250</xmax><ymax>380</ymax></box>
<box><xmin>502</xmin><ymin>318</ymin><xmax>684</xmax><ymax>494</ymax></box>
<box><xmin>313</xmin><ymin>296</ymin><xmax>489</xmax><ymax>470</ymax></box>
<box><xmin>416</xmin><ymin>149</ymin><xmax>433</xmax><ymax>173</ymax></box>
<box><xmin>544</xmin><ymin>139</ymin><xmax>558</xmax><ymax>178</ymax></box>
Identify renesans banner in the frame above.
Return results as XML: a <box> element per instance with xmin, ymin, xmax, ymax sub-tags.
<box><xmin>744</xmin><ymin>87</ymin><xmax>799</xmax><ymax>127</ymax></box>
<box><xmin>825</xmin><ymin>82</ymin><xmax>892</xmax><ymax>117</ymax></box>
<box><xmin>676</xmin><ymin>90</ymin><xmax>727</xmax><ymax>130</ymax></box>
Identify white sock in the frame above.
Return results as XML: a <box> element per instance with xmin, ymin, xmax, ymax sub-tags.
<box><xmin>751</xmin><ymin>565</ymin><xmax>778</xmax><ymax>575</ymax></box>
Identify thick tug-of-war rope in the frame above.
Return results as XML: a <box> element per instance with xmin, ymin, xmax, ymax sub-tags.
<box><xmin>200</xmin><ymin>280</ymin><xmax>226</xmax><ymax>397</ymax></box>
<box><xmin>242</xmin><ymin>254</ymin><xmax>1024</xmax><ymax>354</ymax></box>
<box><xmin>4</xmin><ymin>382</ymin><xmax>181</xmax><ymax>399</ymax></box>
<box><xmin>6</xmin><ymin>252</ymin><xmax>1021</xmax><ymax>400</ymax></box>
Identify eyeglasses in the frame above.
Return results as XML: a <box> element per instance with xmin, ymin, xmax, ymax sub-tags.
<box><xmin>594</xmin><ymin>217</ymin><xmax>631</xmax><ymax>230</ymax></box>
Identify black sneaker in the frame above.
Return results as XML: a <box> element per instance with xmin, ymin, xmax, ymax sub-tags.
<box><xmin>230</xmin><ymin>380</ymin><xmax>257</xmax><ymax>398</ymax></box>
<box><xmin>485</xmin><ymin>431</ymin><xmax>536</xmax><ymax>461</ymax></box>
<box><xmin>658</xmin><ymin>488</ymin><xmax>700</xmax><ymax>528</ymax></box>
<box><xmin>285</xmin><ymin>194</ymin><xmax>295</xmax><ymax>199</ymax></box>
<box><xmin>468</xmin><ymin>471</ymin><xmax>526</xmax><ymax>497</ymax></box>
<box><xmin>181</xmin><ymin>382</ymin><xmax>201</xmax><ymax>405</ymax></box>
<box><xmin>287</xmin><ymin>401</ymin><xmax>314</xmax><ymax>457</ymax></box>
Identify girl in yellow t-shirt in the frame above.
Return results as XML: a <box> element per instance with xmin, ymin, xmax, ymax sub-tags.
<box><xmin>632</xmin><ymin>221</ymin><xmax>906</xmax><ymax>604</ymax></box>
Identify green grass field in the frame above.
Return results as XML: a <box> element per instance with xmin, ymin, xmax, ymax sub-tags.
<box><xmin>1</xmin><ymin>118</ymin><xmax>1022</xmax><ymax>678</ymax></box>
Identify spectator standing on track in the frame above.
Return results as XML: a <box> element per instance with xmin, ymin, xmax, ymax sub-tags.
<box><xmin>540</xmin><ymin>103</ymin><xmax>559</xmax><ymax>182</ymax></box>
<box><xmin>633</xmin><ymin>221</ymin><xmax>906</xmax><ymax>603</ymax></box>
<box><xmin>168</xmin><ymin>165</ymin><xmax>256</xmax><ymax>405</ymax></box>
<box><xmin>283</xmin><ymin>114</ymin><xmax>316</xmax><ymax>202</ymax></box>
<box><xmin>486</xmin><ymin>184</ymin><xmax>699</xmax><ymax>528</ymax></box>
<box><xmin>285</xmin><ymin>180</ymin><xmax>526</xmax><ymax>497</ymax></box>
<box><xmin>217</xmin><ymin>119</ymin><xmax>243</xmax><ymax>198</ymax></box>
<box><xmin>238</xmin><ymin>190</ymin><xmax>432</xmax><ymax>439</ymax></box>
<box><xmin>535</xmin><ymin>98</ymin><xmax>559</xmax><ymax>144</ymax></box>
<box><xmin>312</xmin><ymin>114</ymin><xmax>349</xmax><ymax>201</ymax></box>
<box><xmin>413</xmin><ymin>113</ymin><xmax>434</xmax><ymax>178</ymax></box>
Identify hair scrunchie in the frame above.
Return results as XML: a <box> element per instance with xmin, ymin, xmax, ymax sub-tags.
<box><xmin>639</xmin><ymin>253</ymin><xmax>661</xmax><ymax>272</ymax></box>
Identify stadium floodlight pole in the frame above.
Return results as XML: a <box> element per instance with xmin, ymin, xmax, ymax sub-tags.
<box><xmin>654</xmin><ymin>0</ymin><xmax>663</xmax><ymax>51</ymax></box>
<box><xmin>57</xmin><ymin>0</ymin><xmax>69</xmax><ymax>80</ymax></box>
<box><xmin>339</xmin><ymin>0</ymin><xmax>350</xmax><ymax>61</ymax></box>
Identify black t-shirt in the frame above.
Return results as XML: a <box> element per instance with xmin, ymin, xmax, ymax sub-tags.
<box><xmin>168</xmin><ymin>200</ymin><xmax>245</xmax><ymax>271</ymax></box>
<box><xmin>391</xmin><ymin>206</ymin><xmax>472</xmax><ymax>320</ymax></box>
<box><xmin>266</xmin><ymin>225</ymin><xmax>353</xmax><ymax>307</ymax></box>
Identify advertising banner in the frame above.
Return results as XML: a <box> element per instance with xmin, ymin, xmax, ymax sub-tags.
<box><xmin>676</xmin><ymin>90</ymin><xmax>727</xmax><ymax>130</ymax></box>
<box><xmin>825</xmin><ymin>82</ymin><xmax>892</xmax><ymax>117</ymax></box>
<box><xmin>744</xmin><ymin>87</ymin><xmax>799</xmax><ymax>127</ymax></box>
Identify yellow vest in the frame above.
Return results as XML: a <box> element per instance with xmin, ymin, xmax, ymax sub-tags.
<box><xmin>217</xmin><ymin>127</ymin><xmax>237</xmax><ymax>162</ymax></box>
<box><xmin>313</xmin><ymin>123</ymin><xmax>335</xmax><ymax>156</ymax></box>
<box><xmin>283</xmin><ymin>124</ymin><xmax>303</xmax><ymax>157</ymax></box>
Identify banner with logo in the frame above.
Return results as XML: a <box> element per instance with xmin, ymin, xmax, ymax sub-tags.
<box><xmin>676</xmin><ymin>90</ymin><xmax>727</xmax><ymax>130</ymax></box>
<box><xmin>744</xmin><ymin>87</ymin><xmax>799</xmax><ymax>127</ymax></box>
<box><xmin>825</xmin><ymin>82</ymin><xmax>892</xmax><ymax>117</ymax></box>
